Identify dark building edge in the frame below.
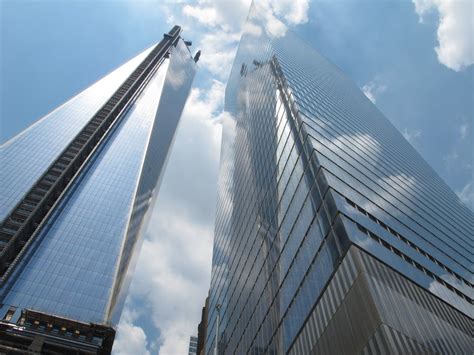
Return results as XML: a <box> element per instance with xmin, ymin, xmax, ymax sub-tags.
<box><xmin>196</xmin><ymin>296</ymin><xmax>209</xmax><ymax>355</ymax></box>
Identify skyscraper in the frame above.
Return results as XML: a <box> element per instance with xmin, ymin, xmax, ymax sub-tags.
<box><xmin>189</xmin><ymin>335</ymin><xmax>198</xmax><ymax>355</ymax></box>
<box><xmin>0</xmin><ymin>26</ymin><xmax>197</xmax><ymax>353</ymax></box>
<box><xmin>205</xmin><ymin>5</ymin><xmax>472</xmax><ymax>354</ymax></box>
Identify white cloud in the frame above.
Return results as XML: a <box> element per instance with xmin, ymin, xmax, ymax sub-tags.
<box><xmin>272</xmin><ymin>0</ymin><xmax>310</xmax><ymax>25</ymax></box>
<box><xmin>198</xmin><ymin>31</ymin><xmax>242</xmax><ymax>80</ymax></box>
<box><xmin>443</xmin><ymin>149</ymin><xmax>459</xmax><ymax>166</ymax></box>
<box><xmin>182</xmin><ymin>5</ymin><xmax>223</xmax><ymax>28</ymax></box>
<box><xmin>362</xmin><ymin>84</ymin><xmax>376</xmax><ymax>103</ymax></box>
<box><xmin>247</xmin><ymin>1</ymin><xmax>309</xmax><ymax>38</ymax></box>
<box><xmin>458</xmin><ymin>122</ymin><xmax>469</xmax><ymax>140</ymax></box>
<box><xmin>177</xmin><ymin>0</ymin><xmax>311</xmax><ymax>77</ymax></box>
<box><xmin>113</xmin><ymin>308</ymin><xmax>151</xmax><ymax>355</ymax></box>
<box><xmin>182</xmin><ymin>0</ymin><xmax>255</xmax><ymax>31</ymax></box>
<box><xmin>116</xmin><ymin>1</ymin><xmax>312</xmax><ymax>353</ymax></box>
<box><xmin>131</xmin><ymin>217</ymin><xmax>213</xmax><ymax>354</ymax></box>
<box><xmin>262</xmin><ymin>9</ymin><xmax>289</xmax><ymax>38</ymax></box>
<box><xmin>362</xmin><ymin>78</ymin><xmax>387</xmax><ymax>104</ymax></box>
<box><xmin>412</xmin><ymin>0</ymin><xmax>473</xmax><ymax>71</ymax></box>
<box><xmin>456</xmin><ymin>181</ymin><xmax>474</xmax><ymax>210</ymax></box>
<box><xmin>116</xmin><ymin>81</ymin><xmax>224</xmax><ymax>354</ymax></box>
<box><xmin>402</xmin><ymin>128</ymin><xmax>422</xmax><ymax>144</ymax></box>
<box><xmin>243</xmin><ymin>21</ymin><xmax>263</xmax><ymax>36</ymax></box>
<box><xmin>179</xmin><ymin>1</ymin><xmax>246</xmax><ymax>79</ymax></box>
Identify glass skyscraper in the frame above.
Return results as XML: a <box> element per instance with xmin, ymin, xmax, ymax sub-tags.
<box><xmin>0</xmin><ymin>26</ymin><xmax>196</xmax><ymax>353</ymax></box>
<box><xmin>189</xmin><ymin>335</ymin><xmax>198</xmax><ymax>355</ymax></box>
<box><xmin>205</xmin><ymin>5</ymin><xmax>472</xmax><ymax>354</ymax></box>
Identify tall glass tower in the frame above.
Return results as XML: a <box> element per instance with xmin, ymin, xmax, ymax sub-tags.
<box><xmin>0</xmin><ymin>26</ymin><xmax>197</xmax><ymax>353</ymax></box>
<box><xmin>206</xmin><ymin>5</ymin><xmax>472</xmax><ymax>354</ymax></box>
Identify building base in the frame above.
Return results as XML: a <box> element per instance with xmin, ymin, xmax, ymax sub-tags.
<box><xmin>0</xmin><ymin>307</ymin><xmax>115</xmax><ymax>354</ymax></box>
<box><xmin>290</xmin><ymin>246</ymin><xmax>472</xmax><ymax>354</ymax></box>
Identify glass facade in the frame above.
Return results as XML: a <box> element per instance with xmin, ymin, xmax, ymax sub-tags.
<box><xmin>189</xmin><ymin>335</ymin><xmax>198</xmax><ymax>355</ymax></box>
<box><xmin>206</xmin><ymin>4</ymin><xmax>472</xmax><ymax>354</ymax></box>
<box><xmin>0</xmin><ymin>28</ymin><xmax>196</xmax><ymax>350</ymax></box>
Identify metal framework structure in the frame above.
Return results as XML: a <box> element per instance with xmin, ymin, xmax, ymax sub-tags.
<box><xmin>0</xmin><ymin>26</ymin><xmax>182</xmax><ymax>286</ymax></box>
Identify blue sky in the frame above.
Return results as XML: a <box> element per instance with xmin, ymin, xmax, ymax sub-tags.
<box><xmin>1</xmin><ymin>0</ymin><xmax>472</xmax><ymax>353</ymax></box>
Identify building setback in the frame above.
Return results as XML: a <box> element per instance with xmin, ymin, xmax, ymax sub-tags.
<box><xmin>205</xmin><ymin>4</ymin><xmax>473</xmax><ymax>354</ymax></box>
<box><xmin>0</xmin><ymin>26</ymin><xmax>197</xmax><ymax>353</ymax></box>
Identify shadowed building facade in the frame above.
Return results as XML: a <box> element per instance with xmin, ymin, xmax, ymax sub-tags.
<box><xmin>0</xmin><ymin>26</ymin><xmax>197</xmax><ymax>353</ymax></box>
<box><xmin>205</xmin><ymin>5</ymin><xmax>472</xmax><ymax>354</ymax></box>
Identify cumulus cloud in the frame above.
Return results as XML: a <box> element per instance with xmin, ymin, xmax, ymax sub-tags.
<box><xmin>456</xmin><ymin>181</ymin><xmax>474</xmax><ymax>210</ymax></box>
<box><xmin>412</xmin><ymin>0</ymin><xmax>473</xmax><ymax>71</ymax></box>
<box><xmin>362</xmin><ymin>77</ymin><xmax>387</xmax><ymax>104</ymax></box>
<box><xmin>272</xmin><ymin>0</ymin><xmax>310</xmax><ymax>25</ymax></box>
<box><xmin>245</xmin><ymin>0</ymin><xmax>309</xmax><ymax>39</ymax></box>
<box><xmin>116</xmin><ymin>81</ymin><xmax>224</xmax><ymax>354</ymax></box>
<box><xmin>182</xmin><ymin>0</ymin><xmax>254</xmax><ymax>31</ymax></box>
<box><xmin>179</xmin><ymin>0</ymin><xmax>311</xmax><ymax>78</ymax></box>
<box><xmin>458</xmin><ymin>122</ymin><xmax>469</xmax><ymax>140</ymax></box>
<box><xmin>261</xmin><ymin>8</ymin><xmax>289</xmax><ymax>38</ymax></box>
<box><xmin>179</xmin><ymin>0</ymin><xmax>250</xmax><ymax>79</ymax></box>
<box><xmin>443</xmin><ymin>149</ymin><xmax>459</xmax><ymax>167</ymax></box>
<box><xmin>116</xmin><ymin>1</ymin><xmax>312</xmax><ymax>353</ymax></box>
<box><xmin>243</xmin><ymin>21</ymin><xmax>263</xmax><ymax>37</ymax></box>
<box><xmin>182</xmin><ymin>5</ymin><xmax>223</xmax><ymax>28</ymax></box>
<box><xmin>113</xmin><ymin>308</ymin><xmax>151</xmax><ymax>355</ymax></box>
<box><xmin>197</xmin><ymin>31</ymin><xmax>242</xmax><ymax>80</ymax></box>
<box><xmin>402</xmin><ymin>128</ymin><xmax>422</xmax><ymax>144</ymax></box>
<box><xmin>131</xmin><ymin>217</ymin><xmax>214</xmax><ymax>354</ymax></box>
